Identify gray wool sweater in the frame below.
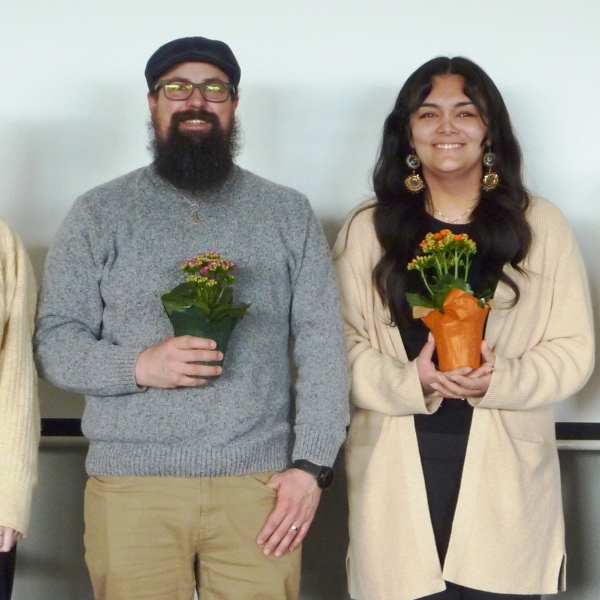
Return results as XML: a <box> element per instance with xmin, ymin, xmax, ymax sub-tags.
<box><xmin>34</xmin><ymin>166</ymin><xmax>349</xmax><ymax>477</ymax></box>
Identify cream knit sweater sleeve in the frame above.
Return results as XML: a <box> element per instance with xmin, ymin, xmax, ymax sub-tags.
<box><xmin>0</xmin><ymin>219</ymin><xmax>39</xmax><ymax>535</ymax></box>
<box><xmin>334</xmin><ymin>204</ymin><xmax>435</xmax><ymax>417</ymax></box>
<box><xmin>475</xmin><ymin>197</ymin><xmax>595</xmax><ymax>410</ymax></box>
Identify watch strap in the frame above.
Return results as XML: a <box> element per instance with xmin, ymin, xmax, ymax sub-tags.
<box><xmin>292</xmin><ymin>459</ymin><xmax>322</xmax><ymax>478</ymax></box>
<box><xmin>292</xmin><ymin>459</ymin><xmax>334</xmax><ymax>489</ymax></box>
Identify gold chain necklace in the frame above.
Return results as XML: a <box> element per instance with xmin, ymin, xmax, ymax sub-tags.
<box><xmin>168</xmin><ymin>182</ymin><xmax>205</xmax><ymax>225</ymax></box>
<box><xmin>431</xmin><ymin>199</ymin><xmax>479</xmax><ymax>225</ymax></box>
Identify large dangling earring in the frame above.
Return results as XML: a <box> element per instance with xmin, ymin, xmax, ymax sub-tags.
<box><xmin>481</xmin><ymin>149</ymin><xmax>499</xmax><ymax>192</ymax></box>
<box><xmin>405</xmin><ymin>154</ymin><xmax>425</xmax><ymax>192</ymax></box>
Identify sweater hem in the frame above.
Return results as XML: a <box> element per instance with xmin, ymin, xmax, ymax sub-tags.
<box><xmin>86</xmin><ymin>439</ymin><xmax>291</xmax><ymax>477</ymax></box>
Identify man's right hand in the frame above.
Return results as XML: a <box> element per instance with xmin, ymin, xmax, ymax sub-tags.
<box><xmin>135</xmin><ymin>336</ymin><xmax>223</xmax><ymax>388</ymax></box>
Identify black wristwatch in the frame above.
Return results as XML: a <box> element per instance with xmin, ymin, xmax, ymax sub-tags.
<box><xmin>292</xmin><ymin>459</ymin><xmax>334</xmax><ymax>489</ymax></box>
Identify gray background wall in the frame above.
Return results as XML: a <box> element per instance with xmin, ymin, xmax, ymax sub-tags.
<box><xmin>12</xmin><ymin>447</ymin><xmax>600</xmax><ymax>599</ymax></box>
<box><xmin>1</xmin><ymin>0</ymin><xmax>598</xmax><ymax>423</ymax></box>
<box><xmin>1</xmin><ymin>0</ymin><xmax>599</xmax><ymax>598</ymax></box>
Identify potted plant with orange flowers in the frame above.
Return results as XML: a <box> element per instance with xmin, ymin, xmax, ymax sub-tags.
<box><xmin>161</xmin><ymin>252</ymin><xmax>250</xmax><ymax>370</ymax></box>
<box><xmin>406</xmin><ymin>230</ymin><xmax>491</xmax><ymax>372</ymax></box>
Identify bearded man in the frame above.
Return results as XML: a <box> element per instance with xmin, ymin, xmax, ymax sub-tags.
<box><xmin>34</xmin><ymin>37</ymin><xmax>348</xmax><ymax>600</ymax></box>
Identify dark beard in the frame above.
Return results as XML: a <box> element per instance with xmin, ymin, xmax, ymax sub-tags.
<box><xmin>149</xmin><ymin>108</ymin><xmax>240</xmax><ymax>191</ymax></box>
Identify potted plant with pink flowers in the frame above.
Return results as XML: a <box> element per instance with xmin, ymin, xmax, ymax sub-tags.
<box><xmin>161</xmin><ymin>252</ymin><xmax>250</xmax><ymax>369</ymax></box>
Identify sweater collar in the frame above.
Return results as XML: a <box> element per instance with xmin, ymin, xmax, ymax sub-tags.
<box><xmin>143</xmin><ymin>163</ymin><xmax>244</xmax><ymax>205</ymax></box>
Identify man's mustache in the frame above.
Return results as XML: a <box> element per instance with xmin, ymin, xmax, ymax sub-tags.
<box><xmin>171</xmin><ymin>109</ymin><xmax>220</xmax><ymax>127</ymax></box>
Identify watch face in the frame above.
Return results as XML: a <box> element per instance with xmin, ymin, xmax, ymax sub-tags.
<box><xmin>318</xmin><ymin>468</ymin><xmax>335</xmax><ymax>489</ymax></box>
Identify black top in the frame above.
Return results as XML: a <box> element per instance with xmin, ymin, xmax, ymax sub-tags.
<box><xmin>397</xmin><ymin>214</ymin><xmax>499</xmax><ymax>435</ymax></box>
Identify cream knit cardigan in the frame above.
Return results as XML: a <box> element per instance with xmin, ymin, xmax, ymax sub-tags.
<box><xmin>0</xmin><ymin>219</ymin><xmax>39</xmax><ymax>535</ymax></box>
<box><xmin>333</xmin><ymin>197</ymin><xmax>594</xmax><ymax>600</ymax></box>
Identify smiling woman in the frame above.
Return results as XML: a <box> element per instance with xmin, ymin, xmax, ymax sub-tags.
<box><xmin>333</xmin><ymin>56</ymin><xmax>594</xmax><ymax>600</ymax></box>
<box><xmin>410</xmin><ymin>75</ymin><xmax>487</xmax><ymax>195</ymax></box>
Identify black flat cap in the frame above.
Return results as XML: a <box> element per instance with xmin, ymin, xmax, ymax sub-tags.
<box><xmin>145</xmin><ymin>36</ymin><xmax>241</xmax><ymax>91</ymax></box>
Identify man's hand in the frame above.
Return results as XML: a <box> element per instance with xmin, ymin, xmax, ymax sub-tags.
<box><xmin>135</xmin><ymin>336</ymin><xmax>223</xmax><ymax>388</ymax></box>
<box><xmin>256</xmin><ymin>469</ymin><xmax>322</xmax><ymax>557</ymax></box>
<box><xmin>0</xmin><ymin>527</ymin><xmax>21</xmax><ymax>552</ymax></box>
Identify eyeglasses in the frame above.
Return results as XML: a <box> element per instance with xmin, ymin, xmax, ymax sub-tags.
<box><xmin>154</xmin><ymin>80</ymin><xmax>235</xmax><ymax>103</ymax></box>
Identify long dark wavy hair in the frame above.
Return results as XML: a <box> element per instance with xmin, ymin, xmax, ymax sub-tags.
<box><xmin>372</xmin><ymin>56</ymin><xmax>532</xmax><ymax>326</ymax></box>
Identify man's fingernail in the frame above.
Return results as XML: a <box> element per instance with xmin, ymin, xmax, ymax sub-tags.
<box><xmin>274</xmin><ymin>551</ymin><xmax>282</xmax><ymax>557</ymax></box>
<box><xmin>257</xmin><ymin>539</ymin><xmax>264</xmax><ymax>545</ymax></box>
<box><xmin>263</xmin><ymin>548</ymin><xmax>271</xmax><ymax>555</ymax></box>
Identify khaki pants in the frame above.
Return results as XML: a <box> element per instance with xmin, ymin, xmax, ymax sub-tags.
<box><xmin>84</xmin><ymin>473</ymin><xmax>301</xmax><ymax>600</ymax></box>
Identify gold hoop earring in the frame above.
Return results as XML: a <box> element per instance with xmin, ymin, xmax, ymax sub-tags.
<box><xmin>405</xmin><ymin>154</ymin><xmax>425</xmax><ymax>192</ymax></box>
<box><xmin>482</xmin><ymin>150</ymin><xmax>499</xmax><ymax>192</ymax></box>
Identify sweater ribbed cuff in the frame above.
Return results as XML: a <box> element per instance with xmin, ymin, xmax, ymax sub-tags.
<box><xmin>0</xmin><ymin>483</ymin><xmax>33</xmax><ymax>535</ymax></box>
<box><xmin>101</xmin><ymin>347</ymin><xmax>147</xmax><ymax>396</ymax></box>
<box><xmin>292</xmin><ymin>427</ymin><xmax>346</xmax><ymax>467</ymax></box>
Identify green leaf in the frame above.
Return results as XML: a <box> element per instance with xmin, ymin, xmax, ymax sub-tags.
<box><xmin>220</xmin><ymin>286</ymin><xmax>233</xmax><ymax>304</ymax></box>
<box><xmin>161</xmin><ymin>283</ymin><xmax>199</xmax><ymax>315</ymax></box>
<box><xmin>168</xmin><ymin>282</ymin><xmax>197</xmax><ymax>298</ymax></box>
<box><xmin>406</xmin><ymin>293</ymin><xmax>434</xmax><ymax>309</ymax></box>
<box><xmin>161</xmin><ymin>298</ymin><xmax>189</xmax><ymax>315</ymax></box>
<box><xmin>191</xmin><ymin>297</ymin><xmax>211</xmax><ymax>317</ymax></box>
<box><xmin>425</xmin><ymin>275</ymin><xmax>477</xmax><ymax>312</ymax></box>
<box><xmin>209</xmin><ymin>302</ymin><xmax>251</xmax><ymax>323</ymax></box>
<box><xmin>162</xmin><ymin>278</ymin><xmax>250</xmax><ymax>323</ymax></box>
<box><xmin>435</xmin><ymin>274</ymin><xmax>468</xmax><ymax>291</ymax></box>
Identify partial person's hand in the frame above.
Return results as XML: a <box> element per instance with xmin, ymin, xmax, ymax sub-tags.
<box><xmin>256</xmin><ymin>469</ymin><xmax>322</xmax><ymax>557</ymax></box>
<box><xmin>416</xmin><ymin>333</ymin><xmax>473</xmax><ymax>394</ymax></box>
<box><xmin>0</xmin><ymin>527</ymin><xmax>22</xmax><ymax>552</ymax></box>
<box><xmin>430</xmin><ymin>341</ymin><xmax>495</xmax><ymax>398</ymax></box>
<box><xmin>135</xmin><ymin>336</ymin><xmax>223</xmax><ymax>388</ymax></box>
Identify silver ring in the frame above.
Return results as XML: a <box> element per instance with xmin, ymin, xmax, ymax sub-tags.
<box><xmin>290</xmin><ymin>525</ymin><xmax>298</xmax><ymax>531</ymax></box>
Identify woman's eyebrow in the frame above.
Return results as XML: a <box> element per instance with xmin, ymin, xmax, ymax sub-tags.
<box><xmin>418</xmin><ymin>100</ymin><xmax>475</xmax><ymax>108</ymax></box>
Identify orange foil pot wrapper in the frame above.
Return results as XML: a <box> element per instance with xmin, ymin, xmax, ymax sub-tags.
<box><xmin>420</xmin><ymin>288</ymin><xmax>490</xmax><ymax>372</ymax></box>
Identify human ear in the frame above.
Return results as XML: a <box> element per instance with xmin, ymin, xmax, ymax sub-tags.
<box><xmin>147</xmin><ymin>92</ymin><xmax>158</xmax><ymax>112</ymax></box>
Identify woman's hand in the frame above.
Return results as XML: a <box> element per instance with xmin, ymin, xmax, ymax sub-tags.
<box><xmin>430</xmin><ymin>341</ymin><xmax>495</xmax><ymax>398</ymax></box>
<box><xmin>416</xmin><ymin>333</ymin><xmax>473</xmax><ymax>394</ymax></box>
<box><xmin>0</xmin><ymin>526</ymin><xmax>22</xmax><ymax>552</ymax></box>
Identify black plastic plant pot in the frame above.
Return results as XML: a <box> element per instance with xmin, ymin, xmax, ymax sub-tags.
<box><xmin>166</xmin><ymin>305</ymin><xmax>240</xmax><ymax>375</ymax></box>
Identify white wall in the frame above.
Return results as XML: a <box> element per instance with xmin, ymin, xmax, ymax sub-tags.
<box><xmin>1</xmin><ymin>0</ymin><xmax>598</xmax><ymax>421</ymax></box>
<box><xmin>2</xmin><ymin>1</ymin><xmax>600</xmax><ymax>598</ymax></box>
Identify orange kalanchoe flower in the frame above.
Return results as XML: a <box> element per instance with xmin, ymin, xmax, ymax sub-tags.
<box><xmin>406</xmin><ymin>229</ymin><xmax>481</xmax><ymax>312</ymax></box>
